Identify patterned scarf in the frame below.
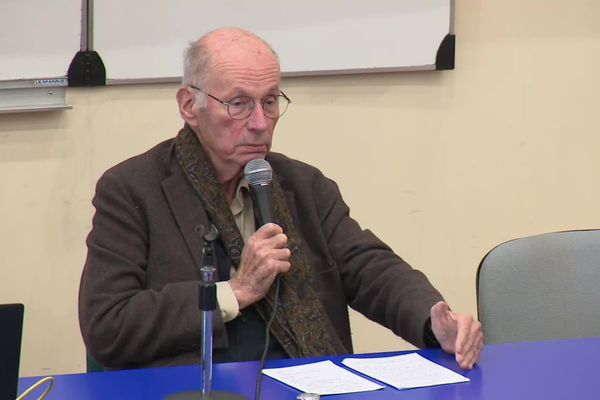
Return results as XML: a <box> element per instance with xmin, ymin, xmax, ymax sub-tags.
<box><xmin>174</xmin><ymin>124</ymin><xmax>347</xmax><ymax>358</ymax></box>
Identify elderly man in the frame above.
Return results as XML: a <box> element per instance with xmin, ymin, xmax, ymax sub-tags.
<box><xmin>79</xmin><ymin>28</ymin><xmax>483</xmax><ymax>371</ymax></box>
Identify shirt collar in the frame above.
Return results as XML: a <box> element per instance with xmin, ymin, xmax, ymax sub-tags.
<box><xmin>230</xmin><ymin>177</ymin><xmax>250</xmax><ymax>215</ymax></box>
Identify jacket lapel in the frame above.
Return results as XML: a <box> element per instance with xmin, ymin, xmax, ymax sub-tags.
<box><xmin>161</xmin><ymin>170</ymin><xmax>209</xmax><ymax>273</ymax></box>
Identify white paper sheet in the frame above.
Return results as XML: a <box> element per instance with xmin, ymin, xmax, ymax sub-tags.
<box><xmin>261</xmin><ymin>360</ymin><xmax>384</xmax><ymax>395</ymax></box>
<box><xmin>342</xmin><ymin>353</ymin><xmax>469</xmax><ymax>390</ymax></box>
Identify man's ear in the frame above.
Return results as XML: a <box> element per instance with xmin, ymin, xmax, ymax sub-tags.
<box><xmin>176</xmin><ymin>86</ymin><xmax>199</xmax><ymax>126</ymax></box>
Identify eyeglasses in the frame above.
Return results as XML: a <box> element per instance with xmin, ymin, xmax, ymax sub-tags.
<box><xmin>190</xmin><ymin>86</ymin><xmax>291</xmax><ymax>120</ymax></box>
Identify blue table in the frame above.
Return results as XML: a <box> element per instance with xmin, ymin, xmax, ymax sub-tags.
<box><xmin>19</xmin><ymin>337</ymin><xmax>599</xmax><ymax>399</ymax></box>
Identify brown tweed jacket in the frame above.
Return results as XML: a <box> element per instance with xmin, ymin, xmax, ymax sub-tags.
<box><xmin>78</xmin><ymin>138</ymin><xmax>443</xmax><ymax>369</ymax></box>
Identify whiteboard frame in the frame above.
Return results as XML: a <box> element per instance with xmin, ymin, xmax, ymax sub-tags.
<box><xmin>93</xmin><ymin>0</ymin><xmax>456</xmax><ymax>85</ymax></box>
<box><xmin>0</xmin><ymin>79</ymin><xmax>72</xmax><ymax>114</ymax></box>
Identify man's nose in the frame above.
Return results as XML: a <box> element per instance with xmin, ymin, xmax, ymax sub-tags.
<box><xmin>246</xmin><ymin>102</ymin><xmax>270</xmax><ymax>131</ymax></box>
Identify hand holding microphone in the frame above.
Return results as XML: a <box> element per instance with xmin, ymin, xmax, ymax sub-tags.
<box><xmin>229</xmin><ymin>159</ymin><xmax>291</xmax><ymax>310</ymax></box>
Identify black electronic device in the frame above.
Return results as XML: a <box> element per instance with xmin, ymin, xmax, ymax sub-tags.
<box><xmin>0</xmin><ymin>304</ymin><xmax>24</xmax><ymax>400</ymax></box>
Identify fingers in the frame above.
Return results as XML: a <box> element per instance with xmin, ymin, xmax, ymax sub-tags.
<box><xmin>454</xmin><ymin>313</ymin><xmax>471</xmax><ymax>352</ymax></box>
<box><xmin>253</xmin><ymin>222</ymin><xmax>284</xmax><ymax>240</ymax></box>
<box><xmin>245</xmin><ymin>225</ymin><xmax>291</xmax><ymax>274</ymax></box>
<box><xmin>460</xmin><ymin>327</ymin><xmax>483</xmax><ymax>369</ymax></box>
<box><xmin>230</xmin><ymin>223</ymin><xmax>292</xmax><ymax>308</ymax></box>
<box><xmin>454</xmin><ymin>315</ymin><xmax>484</xmax><ymax>369</ymax></box>
<box><xmin>247</xmin><ymin>224</ymin><xmax>288</xmax><ymax>253</ymax></box>
<box><xmin>256</xmin><ymin>248</ymin><xmax>291</xmax><ymax>274</ymax></box>
<box><xmin>457</xmin><ymin>330</ymin><xmax>483</xmax><ymax>369</ymax></box>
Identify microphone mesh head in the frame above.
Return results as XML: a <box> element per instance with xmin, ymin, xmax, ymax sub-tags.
<box><xmin>244</xmin><ymin>159</ymin><xmax>272</xmax><ymax>186</ymax></box>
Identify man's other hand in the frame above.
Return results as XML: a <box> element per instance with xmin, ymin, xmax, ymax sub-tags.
<box><xmin>430</xmin><ymin>301</ymin><xmax>483</xmax><ymax>369</ymax></box>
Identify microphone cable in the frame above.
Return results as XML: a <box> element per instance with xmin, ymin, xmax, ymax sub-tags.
<box><xmin>254</xmin><ymin>275</ymin><xmax>281</xmax><ymax>400</ymax></box>
<box><xmin>16</xmin><ymin>376</ymin><xmax>54</xmax><ymax>400</ymax></box>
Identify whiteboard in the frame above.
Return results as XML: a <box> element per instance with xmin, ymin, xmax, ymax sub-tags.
<box><xmin>94</xmin><ymin>0</ymin><xmax>454</xmax><ymax>83</ymax></box>
<box><xmin>0</xmin><ymin>0</ymin><xmax>81</xmax><ymax>81</ymax></box>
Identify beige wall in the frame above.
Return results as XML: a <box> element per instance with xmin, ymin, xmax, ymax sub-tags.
<box><xmin>1</xmin><ymin>1</ymin><xmax>599</xmax><ymax>376</ymax></box>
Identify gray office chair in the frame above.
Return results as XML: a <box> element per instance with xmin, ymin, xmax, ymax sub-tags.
<box><xmin>476</xmin><ymin>230</ymin><xmax>600</xmax><ymax>344</ymax></box>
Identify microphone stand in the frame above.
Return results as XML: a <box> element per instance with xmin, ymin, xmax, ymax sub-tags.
<box><xmin>165</xmin><ymin>227</ymin><xmax>246</xmax><ymax>400</ymax></box>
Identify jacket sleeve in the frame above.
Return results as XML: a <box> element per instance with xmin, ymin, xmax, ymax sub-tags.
<box><xmin>78</xmin><ymin>170</ymin><xmax>226</xmax><ymax>368</ymax></box>
<box><xmin>314</xmin><ymin>175</ymin><xmax>444</xmax><ymax>348</ymax></box>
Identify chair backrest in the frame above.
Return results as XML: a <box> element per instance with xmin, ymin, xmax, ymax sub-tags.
<box><xmin>477</xmin><ymin>230</ymin><xmax>600</xmax><ymax>344</ymax></box>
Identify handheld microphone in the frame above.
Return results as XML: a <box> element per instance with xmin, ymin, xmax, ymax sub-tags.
<box><xmin>244</xmin><ymin>159</ymin><xmax>274</xmax><ymax>227</ymax></box>
<box><xmin>244</xmin><ymin>159</ymin><xmax>282</xmax><ymax>400</ymax></box>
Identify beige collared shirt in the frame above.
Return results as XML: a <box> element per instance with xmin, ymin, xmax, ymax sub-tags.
<box><xmin>215</xmin><ymin>178</ymin><xmax>256</xmax><ymax>322</ymax></box>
